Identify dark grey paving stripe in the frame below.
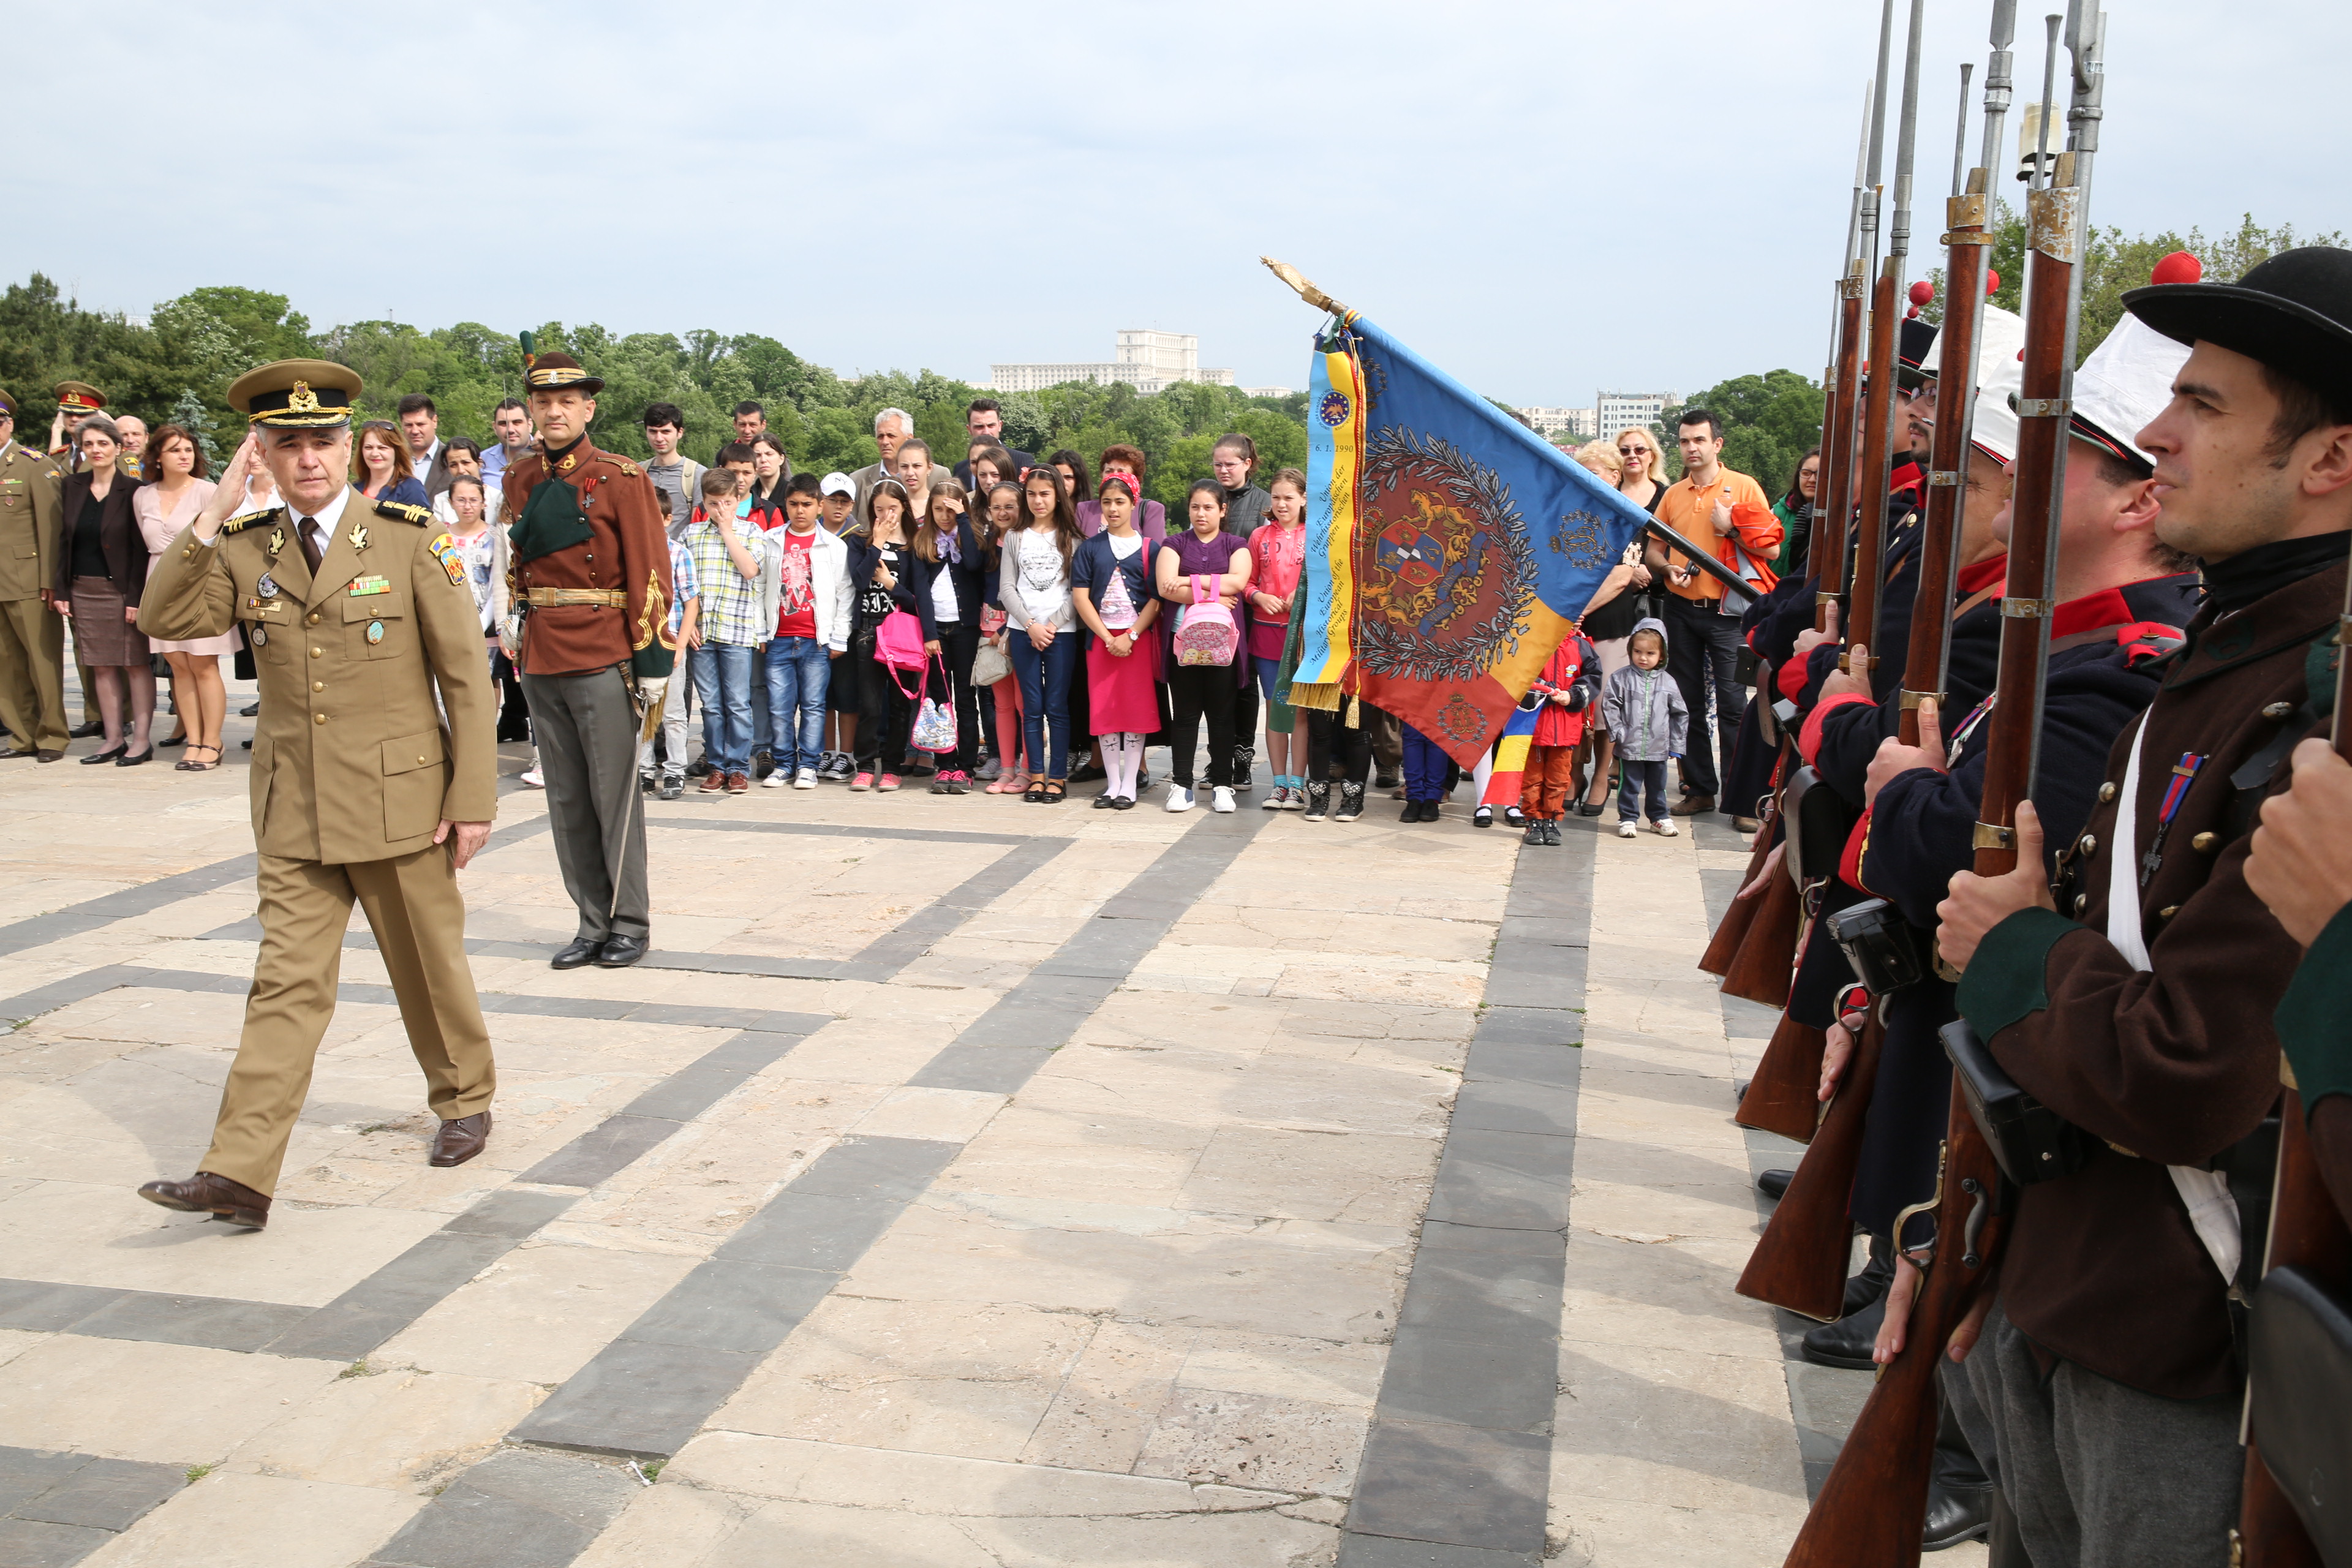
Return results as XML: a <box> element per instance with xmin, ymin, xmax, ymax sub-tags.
<box><xmin>360</xmin><ymin>1446</ymin><xmax>642</xmax><ymax>1568</ymax></box>
<box><xmin>1338</xmin><ymin>818</ymin><xmax>1595</xmax><ymax>1568</ymax></box>
<box><xmin>908</xmin><ymin>806</ymin><xmax>1276</xmax><ymax>1092</ymax></box>
<box><xmin>0</xmin><ymin>818</ymin><xmax>553</xmax><ymax>968</ymax></box>
<box><xmin>650</xmin><ymin>815</ymin><xmax>1030</xmax><ymax>846</ymax></box>
<box><xmin>0</xmin><ymin>1442</ymin><xmax>186</xmax><ymax>1566</ymax></box>
<box><xmin>372</xmin><ymin>805</ymin><xmax>1281</xmax><ymax>1565</ymax></box>
<box><xmin>1686</xmin><ymin>815</ymin><xmax>1863</xmax><ymax>1500</ymax></box>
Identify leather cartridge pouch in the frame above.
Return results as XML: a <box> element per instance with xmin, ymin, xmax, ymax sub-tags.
<box><xmin>2248</xmin><ymin>1265</ymin><xmax>2352</xmax><ymax>1562</ymax></box>
<box><xmin>1826</xmin><ymin>897</ymin><xmax>1929</xmax><ymax>996</ymax></box>
<box><xmin>1940</xmin><ymin>1019</ymin><xmax>2093</xmax><ymax>1186</ymax></box>
<box><xmin>1781</xmin><ymin>766</ymin><xmax>1859</xmax><ymax>889</ymax></box>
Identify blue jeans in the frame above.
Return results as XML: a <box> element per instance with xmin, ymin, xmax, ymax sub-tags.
<box><xmin>1009</xmin><ymin>630</ymin><xmax>1078</xmax><ymax>780</ymax></box>
<box><xmin>1402</xmin><ymin>725</ymin><xmax>1448</xmax><ymax>803</ymax></box>
<box><xmin>763</xmin><ymin>636</ymin><xmax>831</xmax><ymax>776</ymax></box>
<box><xmin>1618</xmin><ymin>757</ymin><xmax>1669</xmax><ymax>823</ymax></box>
<box><xmin>691</xmin><ymin>643</ymin><xmax>756</xmax><ymax>775</ymax></box>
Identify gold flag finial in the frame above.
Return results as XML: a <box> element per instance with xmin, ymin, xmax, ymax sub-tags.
<box><xmin>1261</xmin><ymin>257</ymin><xmax>1349</xmax><ymax>319</ymax></box>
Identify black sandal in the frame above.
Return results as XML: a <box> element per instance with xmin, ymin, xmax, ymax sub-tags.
<box><xmin>178</xmin><ymin>744</ymin><xmax>221</xmax><ymax>772</ymax></box>
<box><xmin>1023</xmin><ymin>780</ymin><xmax>1047</xmax><ymax>803</ymax></box>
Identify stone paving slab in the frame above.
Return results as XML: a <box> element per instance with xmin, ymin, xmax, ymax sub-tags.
<box><xmin>0</xmin><ymin>721</ymin><xmax>1877</xmax><ymax>1566</ymax></box>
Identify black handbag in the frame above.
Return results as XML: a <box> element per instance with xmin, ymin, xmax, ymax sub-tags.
<box><xmin>2248</xmin><ymin>1265</ymin><xmax>2352</xmax><ymax>1565</ymax></box>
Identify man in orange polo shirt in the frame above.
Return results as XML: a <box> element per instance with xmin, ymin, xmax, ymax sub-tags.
<box><xmin>1639</xmin><ymin>409</ymin><xmax>1781</xmax><ymax>816</ymax></box>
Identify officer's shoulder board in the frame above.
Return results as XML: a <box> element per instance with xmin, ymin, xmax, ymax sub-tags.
<box><xmin>220</xmin><ymin>507</ymin><xmax>286</xmax><ymax>536</ymax></box>
<box><xmin>374</xmin><ymin>499</ymin><xmax>436</xmax><ymax>526</ymax></box>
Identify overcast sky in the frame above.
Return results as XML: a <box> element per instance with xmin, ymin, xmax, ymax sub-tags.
<box><xmin>7</xmin><ymin>1</ymin><xmax>2342</xmax><ymax>409</ymax></box>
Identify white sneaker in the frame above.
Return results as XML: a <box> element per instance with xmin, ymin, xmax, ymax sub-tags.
<box><xmin>1653</xmin><ymin>818</ymin><xmax>1679</xmax><ymax>837</ymax></box>
<box><xmin>1212</xmin><ymin>786</ymin><xmax>1235</xmax><ymax>814</ymax></box>
<box><xmin>521</xmin><ymin>769</ymin><xmax>545</xmax><ymax>789</ymax></box>
<box><xmin>1165</xmin><ymin>785</ymin><xmax>1195</xmax><ymax>813</ymax></box>
<box><xmin>1616</xmin><ymin>820</ymin><xmax>1638</xmax><ymax>839</ymax></box>
<box><xmin>794</xmin><ymin>769</ymin><xmax>818</xmax><ymax>789</ymax></box>
<box><xmin>761</xmin><ymin>768</ymin><xmax>790</xmax><ymax>788</ymax></box>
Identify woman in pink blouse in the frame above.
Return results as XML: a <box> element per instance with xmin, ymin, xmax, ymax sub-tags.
<box><xmin>1245</xmin><ymin>468</ymin><xmax>1309</xmax><ymax>807</ymax></box>
<box><xmin>132</xmin><ymin>426</ymin><xmax>234</xmax><ymax>771</ymax></box>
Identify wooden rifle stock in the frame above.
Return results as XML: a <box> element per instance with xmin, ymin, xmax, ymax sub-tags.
<box><xmin>1783</xmin><ymin>1082</ymin><xmax>2008</xmax><ymax>1566</ymax></box>
<box><xmin>1739</xmin><ymin>1013</ymin><xmax>1885</xmax><ymax>1318</ymax></box>
<box><xmin>1720</xmin><ymin>870</ymin><xmax>1803</xmax><ymax>1009</ymax></box>
<box><xmin>1820</xmin><ymin>266</ymin><xmax>1871</xmax><ymax>631</ymax></box>
<box><xmin>1701</xmin><ymin>806</ymin><xmax>1782</xmax><ymax>978</ymax></box>
<box><xmin>1845</xmin><ymin>261</ymin><xmax>1903</xmax><ymax>674</ymax></box>
<box><xmin>1737</xmin><ymin>1013</ymin><xmax>1826</xmax><ymax>1144</ymax></box>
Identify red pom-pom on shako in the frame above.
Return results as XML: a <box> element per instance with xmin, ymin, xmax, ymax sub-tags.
<box><xmin>1909</xmin><ymin>280</ymin><xmax>1936</xmax><ymax>309</ymax></box>
<box><xmin>2150</xmin><ymin>251</ymin><xmax>2203</xmax><ymax>285</ymax></box>
<box><xmin>1986</xmin><ymin>270</ymin><xmax>2001</xmax><ymax>294</ymax></box>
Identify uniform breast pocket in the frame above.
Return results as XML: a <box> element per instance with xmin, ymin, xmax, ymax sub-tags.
<box><xmin>247</xmin><ymin>606</ymin><xmax>291</xmax><ymax>663</ymax></box>
<box><xmin>344</xmin><ymin>594</ymin><xmax>405</xmax><ymax>658</ymax></box>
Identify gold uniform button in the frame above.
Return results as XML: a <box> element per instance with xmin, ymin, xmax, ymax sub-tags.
<box><xmin>2098</xmin><ymin>782</ymin><xmax>2117</xmax><ymax>802</ymax></box>
<box><xmin>417</xmin><ymin>754</ymin><xmax>427</xmax><ymax>764</ymax></box>
<box><xmin>311</xmin><ymin>647</ymin><xmax>322</xmax><ymax>658</ymax></box>
<box><xmin>2157</xmin><ymin>905</ymin><xmax>2179</xmax><ymax>919</ymax></box>
<box><xmin>2192</xmin><ymin>831</ymin><xmax>2217</xmax><ymax>853</ymax></box>
<box><xmin>2074</xmin><ymin>894</ymin><xmax>2089</xmax><ymax>913</ymax></box>
<box><xmin>314</xmin><ymin>713</ymin><xmax>326</xmax><ymax>725</ymax></box>
<box><xmin>2264</xmin><ymin>701</ymin><xmax>2293</xmax><ymax>718</ymax></box>
<box><xmin>312</xmin><ymin>680</ymin><xmax>324</xmax><ymax>692</ymax></box>
<box><xmin>307</xmin><ymin>612</ymin><xmax>320</xmax><ymax>626</ymax></box>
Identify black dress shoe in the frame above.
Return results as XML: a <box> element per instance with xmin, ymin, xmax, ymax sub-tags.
<box><xmin>1801</xmin><ymin>1290</ymin><xmax>1888</xmax><ymax>1369</ymax></box>
<box><xmin>1577</xmin><ymin>799</ymin><xmax>1606</xmax><ymax>817</ymax></box>
<box><xmin>159</xmin><ymin>731</ymin><xmax>187</xmax><ymax>747</ymax></box>
<box><xmin>70</xmin><ymin>720</ymin><xmax>104</xmax><ymax>738</ymax></box>
<box><xmin>138</xmin><ymin>1170</ymin><xmax>270</xmax><ymax>1229</ymax></box>
<box><xmin>81</xmin><ymin>744</ymin><xmax>126</xmax><ymax>764</ymax></box>
<box><xmin>429</xmin><ymin>1112</ymin><xmax>492</xmax><ymax>1168</ymax></box>
<box><xmin>1757</xmin><ymin>1169</ymin><xmax>1793</xmax><ymax>1201</ymax></box>
<box><xmin>3</xmin><ymin>745</ymin><xmax>37</xmax><ymax>759</ymax></box>
<box><xmin>594</xmin><ymin>934</ymin><xmax>647</xmax><ymax>968</ymax></box>
<box><xmin>1845</xmin><ymin>1234</ymin><xmax>1895</xmax><ymax>1316</ymax></box>
<box><xmin>36</xmin><ymin>749</ymin><xmax>62</xmax><ymax>762</ymax></box>
<box><xmin>1923</xmin><ymin>1482</ymin><xmax>1995</xmax><ymax>1551</ymax></box>
<box><xmin>550</xmin><ymin>937</ymin><xmax>602</xmax><ymax>970</ymax></box>
<box><xmin>239</xmin><ymin>703</ymin><xmax>260</xmax><ymax>717</ymax></box>
<box><xmin>116</xmin><ymin>747</ymin><xmax>154</xmax><ymax>767</ymax></box>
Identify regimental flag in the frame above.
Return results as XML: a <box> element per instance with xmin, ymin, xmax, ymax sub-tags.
<box><xmin>1294</xmin><ymin>315</ymin><xmax>1649</xmax><ymax>767</ymax></box>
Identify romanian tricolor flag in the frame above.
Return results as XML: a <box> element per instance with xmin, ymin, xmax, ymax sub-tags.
<box><xmin>1291</xmin><ymin>315</ymin><xmax>1649</xmax><ymax>767</ymax></box>
<box><xmin>1479</xmin><ymin>701</ymin><xmax>1544</xmax><ymax>810</ymax></box>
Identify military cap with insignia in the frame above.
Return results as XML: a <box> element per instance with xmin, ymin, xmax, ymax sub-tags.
<box><xmin>2124</xmin><ymin>246</ymin><xmax>2352</xmax><ymax>406</ymax></box>
<box><xmin>523</xmin><ymin>351</ymin><xmax>603</xmax><ymax>394</ymax></box>
<box><xmin>55</xmin><ymin>381</ymin><xmax>104</xmax><ymax>415</ymax></box>
<box><xmin>226</xmin><ymin>359</ymin><xmax>364</xmax><ymax>429</ymax></box>
<box><xmin>0</xmin><ymin>388</ymin><xmax>15</xmax><ymax>419</ymax></box>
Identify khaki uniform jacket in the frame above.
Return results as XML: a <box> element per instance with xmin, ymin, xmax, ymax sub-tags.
<box><xmin>0</xmin><ymin>440</ymin><xmax>64</xmax><ymax>602</ymax></box>
<box><xmin>139</xmin><ymin>489</ymin><xmax>498</xmax><ymax>865</ymax></box>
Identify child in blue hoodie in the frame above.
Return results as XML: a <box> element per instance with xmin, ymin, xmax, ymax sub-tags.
<box><xmin>1599</xmin><ymin>617</ymin><xmax>1687</xmax><ymax>838</ymax></box>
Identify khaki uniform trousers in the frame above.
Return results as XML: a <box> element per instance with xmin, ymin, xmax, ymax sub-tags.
<box><xmin>0</xmin><ymin>597</ymin><xmax>66</xmax><ymax>752</ymax></box>
<box><xmin>205</xmin><ymin>845</ymin><xmax>496</xmax><ymax>1195</ymax></box>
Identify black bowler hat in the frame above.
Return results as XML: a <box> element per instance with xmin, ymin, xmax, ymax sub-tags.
<box><xmin>524</xmin><ymin>351</ymin><xmax>603</xmax><ymax>395</ymax></box>
<box><xmin>1898</xmin><ymin>318</ymin><xmax>1940</xmax><ymax>390</ymax></box>
<box><xmin>2124</xmin><ymin>246</ymin><xmax>2352</xmax><ymax>404</ymax></box>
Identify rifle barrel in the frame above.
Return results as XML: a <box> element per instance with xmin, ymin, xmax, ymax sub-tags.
<box><xmin>1642</xmin><ymin>519</ymin><xmax>1757</xmax><ymax>607</ymax></box>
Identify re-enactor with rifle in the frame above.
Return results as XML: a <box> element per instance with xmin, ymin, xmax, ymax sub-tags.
<box><xmin>1919</xmin><ymin>246</ymin><xmax>2352</xmax><ymax>1567</ymax></box>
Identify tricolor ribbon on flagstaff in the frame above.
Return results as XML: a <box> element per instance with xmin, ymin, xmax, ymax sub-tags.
<box><xmin>1268</xmin><ymin>258</ymin><xmax>1652</xmax><ymax>767</ymax></box>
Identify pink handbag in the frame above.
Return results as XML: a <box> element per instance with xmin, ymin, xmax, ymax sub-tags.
<box><xmin>1172</xmin><ymin>573</ymin><xmax>1238</xmax><ymax>667</ymax></box>
<box><xmin>875</xmin><ymin>609</ymin><xmax>928</xmax><ymax>674</ymax></box>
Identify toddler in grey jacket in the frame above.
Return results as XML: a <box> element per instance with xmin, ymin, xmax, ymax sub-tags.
<box><xmin>1599</xmin><ymin>617</ymin><xmax>1688</xmax><ymax>834</ymax></box>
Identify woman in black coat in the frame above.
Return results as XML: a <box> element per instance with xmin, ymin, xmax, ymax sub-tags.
<box><xmin>51</xmin><ymin>414</ymin><xmax>156</xmax><ymax>764</ymax></box>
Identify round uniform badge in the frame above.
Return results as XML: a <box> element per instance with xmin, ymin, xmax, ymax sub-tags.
<box><xmin>252</xmin><ymin>625</ymin><xmax>268</xmax><ymax>647</ymax></box>
<box><xmin>257</xmin><ymin>573</ymin><xmax>278</xmax><ymax>598</ymax></box>
<box><xmin>366</xmin><ymin>620</ymin><xmax>385</xmax><ymax>645</ymax></box>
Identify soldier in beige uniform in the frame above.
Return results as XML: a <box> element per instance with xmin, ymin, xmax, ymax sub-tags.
<box><xmin>0</xmin><ymin>391</ymin><xmax>69</xmax><ymax>759</ymax></box>
<box><xmin>135</xmin><ymin>360</ymin><xmax>500</xmax><ymax>1231</ymax></box>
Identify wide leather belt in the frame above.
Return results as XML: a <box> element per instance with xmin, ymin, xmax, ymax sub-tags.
<box><xmin>525</xmin><ymin>588</ymin><xmax>625</xmax><ymax>608</ymax></box>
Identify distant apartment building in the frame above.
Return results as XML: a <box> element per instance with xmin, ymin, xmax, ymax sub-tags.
<box><xmin>992</xmin><ymin>329</ymin><xmax>1235</xmax><ymax>395</ymax></box>
<box><xmin>1518</xmin><ymin>406</ymin><xmax>1597</xmax><ymax>441</ymax></box>
<box><xmin>1597</xmin><ymin>390</ymin><xmax>1678</xmax><ymax>442</ymax></box>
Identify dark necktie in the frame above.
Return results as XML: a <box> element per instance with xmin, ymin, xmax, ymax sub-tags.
<box><xmin>298</xmin><ymin>516</ymin><xmax>323</xmax><ymax>574</ymax></box>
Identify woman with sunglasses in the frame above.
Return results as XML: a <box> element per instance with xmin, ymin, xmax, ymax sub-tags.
<box><xmin>1615</xmin><ymin>428</ymin><xmax>1670</xmax><ymax>516</ymax></box>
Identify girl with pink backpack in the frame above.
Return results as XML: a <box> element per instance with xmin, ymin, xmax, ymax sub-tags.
<box><xmin>843</xmin><ymin>479</ymin><xmax>940</xmax><ymax>791</ymax></box>
<box><xmin>1153</xmin><ymin>480</ymin><xmax>1254</xmax><ymax>813</ymax></box>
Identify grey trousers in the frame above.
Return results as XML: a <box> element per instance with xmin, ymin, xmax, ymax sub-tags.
<box><xmin>1953</xmin><ymin>1302</ymin><xmax>2242</xmax><ymax>1568</ymax></box>
<box><xmin>522</xmin><ymin>667</ymin><xmax>649</xmax><ymax>943</ymax></box>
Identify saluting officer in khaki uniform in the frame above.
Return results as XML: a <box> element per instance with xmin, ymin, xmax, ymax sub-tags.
<box><xmin>0</xmin><ymin>390</ymin><xmax>69</xmax><ymax>759</ymax></box>
<box><xmin>135</xmin><ymin>361</ymin><xmax>500</xmax><ymax>1230</ymax></box>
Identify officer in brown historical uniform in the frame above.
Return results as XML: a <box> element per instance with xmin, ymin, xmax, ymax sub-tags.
<box><xmin>500</xmin><ymin>351</ymin><xmax>675</xmax><ymax>970</ymax></box>
<box><xmin>0</xmin><ymin>390</ymin><xmax>69</xmax><ymax>759</ymax></box>
<box><xmin>133</xmin><ymin>360</ymin><xmax>501</xmax><ymax>1230</ymax></box>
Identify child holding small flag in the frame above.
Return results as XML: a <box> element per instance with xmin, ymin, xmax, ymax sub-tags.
<box><xmin>1517</xmin><ymin>631</ymin><xmax>1601</xmax><ymax>845</ymax></box>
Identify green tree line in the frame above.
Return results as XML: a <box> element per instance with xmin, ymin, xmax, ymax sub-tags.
<box><xmin>0</xmin><ymin>276</ymin><xmax>1308</xmax><ymax>510</ymax></box>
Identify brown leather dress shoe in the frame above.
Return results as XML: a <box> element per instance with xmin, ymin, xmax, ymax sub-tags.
<box><xmin>1669</xmin><ymin>793</ymin><xmax>1717</xmax><ymax>817</ymax></box>
<box><xmin>429</xmin><ymin>1112</ymin><xmax>492</xmax><ymax>1167</ymax></box>
<box><xmin>138</xmin><ymin>1172</ymin><xmax>271</xmax><ymax>1229</ymax></box>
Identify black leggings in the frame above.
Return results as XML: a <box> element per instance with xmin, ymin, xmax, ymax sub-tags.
<box><xmin>852</xmin><ymin>640</ymin><xmax>914</xmax><ymax>771</ymax></box>
<box><xmin>937</xmin><ymin>622</ymin><xmax>981</xmax><ymax>775</ymax></box>
<box><xmin>1304</xmin><ymin>705</ymin><xmax>1371</xmax><ymax>784</ymax></box>
<box><xmin>1167</xmin><ymin>662</ymin><xmax>1238</xmax><ymax>788</ymax></box>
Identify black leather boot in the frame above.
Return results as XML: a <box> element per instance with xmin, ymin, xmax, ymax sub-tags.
<box><xmin>1924</xmin><ymin>1387</ymin><xmax>1994</xmax><ymax>1550</ymax></box>
<box><xmin>1844</xmin><ymin>1231</ymin><xmax>1894</xmax><ymax>1317</ymax></box>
